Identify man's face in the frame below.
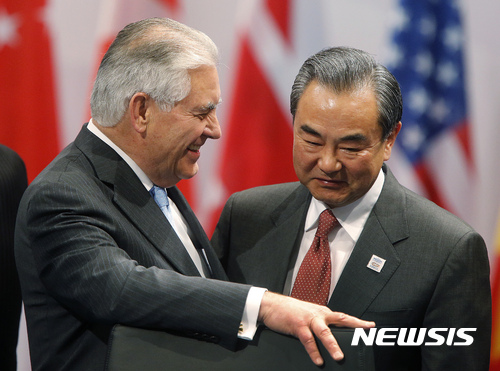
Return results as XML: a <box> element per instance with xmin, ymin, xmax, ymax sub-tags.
<box><xmin>293</xmin><ymin>80</ymin><xmax>400</xmax><ymax>208</ymax></box>
<box><xmin>145</xmin><ymin>65</ymin><xmax>221</xmax><ymax>187</ymax></box>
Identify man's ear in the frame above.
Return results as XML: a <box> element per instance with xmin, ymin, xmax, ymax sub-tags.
<box><xmin>383</xmin><ymin>121</ymin><xmax>402</xmax><ymax>161</ymax></box>
<box><xmin>128</xmin><ymin>92</ymin><xmax>151</xmax><ymax>134</ymax></box>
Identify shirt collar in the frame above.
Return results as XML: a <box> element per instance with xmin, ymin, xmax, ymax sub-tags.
<box><xmin>305</xmin><ymin>168</ymin><xmax>385</xmax><ymax>242</ymax></box>
<box><xmin>87</xmin><ymin>119</ymin><xmax>153</xmax><ymax>191</ymax></box>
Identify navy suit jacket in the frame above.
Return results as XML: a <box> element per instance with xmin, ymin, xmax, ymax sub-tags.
<box><xmin>15</xmin><ymin>125</ymin><xmax>251</xmax><ymax>371</ymax></box>
<box><xmin>212</xmin><ymin>165</ymin><xmax>491</xmax><ymax>371</ymax></box>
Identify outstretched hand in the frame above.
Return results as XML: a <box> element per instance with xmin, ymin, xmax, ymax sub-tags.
<box><xmin>258</xmin><ymin>291</ymin><xmax>375</xmax><ymax>366</ymax></box>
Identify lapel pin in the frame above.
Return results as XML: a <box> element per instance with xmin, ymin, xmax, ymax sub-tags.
<box><xmin>367</xmin><ymin>254</ymin><xmax>386</xmax><ymax>273</ymax></box>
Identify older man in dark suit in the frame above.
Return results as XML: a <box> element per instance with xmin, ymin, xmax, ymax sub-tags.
<box><xmin>212</xmin><ymin>47</ymin><xmax>491</xmax><ymax>370</ymax></box>
<box><xmin>14</xmin><ymin>20</ymin><xmax>373</xmax><ymax>371</ymax></box>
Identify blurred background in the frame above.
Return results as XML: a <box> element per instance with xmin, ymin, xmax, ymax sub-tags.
<box><xmin>1</xmin><ymin>0</ymin><xmax>499</xmax><ymax>369</ymax></box>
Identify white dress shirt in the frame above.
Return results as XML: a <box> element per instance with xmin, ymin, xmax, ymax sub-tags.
<box><xmin>87</xmin><ymin>120</ymin><xmax>264</xmax><ymax>339</ymax></box>
<box><xmin>289</xmin><ymin>169</ymin><xmax>385</xmax><ymax>300</ymax></box>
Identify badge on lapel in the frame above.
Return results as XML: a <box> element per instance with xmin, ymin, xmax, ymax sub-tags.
<box><xmin>367</xmin><ymin>254</ymin><xmax>386</xmax><ymax>273</ymax></box>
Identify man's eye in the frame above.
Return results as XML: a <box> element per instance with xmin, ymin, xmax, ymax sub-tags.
<box><xmin>340</xmin><ymin>147</ymin><xmax>361</xmax><ymax>152</ymax></box>
<box><xmin>305</xmin><ymin>140</ymin><xmax>321</xmax><ymax>146</ymax></box>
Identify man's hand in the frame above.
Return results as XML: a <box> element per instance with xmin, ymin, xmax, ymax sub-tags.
<box><xmin>258</xmin><ymin>291</ymin><xmax>375</xmax><ymax>366</ymax></box>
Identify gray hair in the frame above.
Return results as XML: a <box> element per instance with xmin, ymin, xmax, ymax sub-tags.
<box><xmin>90</xmin><ymin>18</ymin><xmax>218</xmax><ymax>127</ymax></box>
<box><xmin>290</xmin><ymin>47</ymin><xmax>402</xmax><ymax>140</ymax></box>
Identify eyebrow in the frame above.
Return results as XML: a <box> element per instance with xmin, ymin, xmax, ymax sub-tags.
<box><xmin>300</xmin><ymin>124</ymin><xmax>321</xmax><ymax>137</ymax></box>
<box><xmin>195</xmin><ymin>98</ymin><xmax>222</xmax><ymax>114</ymax></box>
<box><xmin>339</xmin><ymin>133</ymin><xmax>368</xmax><ymax>142</ymax></box>
<box><xmin>300</xmin><ymin>124</ymin><xmax>368</xmax><ymax>142</ymax></box>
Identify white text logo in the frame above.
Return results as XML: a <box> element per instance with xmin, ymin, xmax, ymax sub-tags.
<box><xmin>351</xmin><ymin>328</ymin><xmax>476</xmax><ymax>346</ymax></box>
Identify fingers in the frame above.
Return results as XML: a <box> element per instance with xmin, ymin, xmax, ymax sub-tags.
<box><xmin>328</xmin><ymin>311</ymin><xmax>376</xmax><ymax>329</ymax></box>
<box><xmin>310</xmin><ymin>317</ymin><xmax>345</xmax><ymax>363</ymax></box>
<box><xmin>257</xmin><ymin>293</ymin><xmax>375</xmax><ymax>366</ymax></box>
<box><xmin>304</xmin><ymin>311</ymin><xmax>376</xmax><ymax>366</ymax></box>
<box><xmin>295</xmin><ymin>324</ymin><xmax>327</xmax><ymax>366</ymax></box>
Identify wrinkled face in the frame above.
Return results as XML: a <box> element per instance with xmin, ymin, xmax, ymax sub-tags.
<box><xmin>145</xmin><ymin>65</ymin><xmax>221</xmax><ymax>187</ymax></box>
<box><xmin>293</xmin><ymin>80</ymin><xmax>399</xmax><ymax>208</ymax></box>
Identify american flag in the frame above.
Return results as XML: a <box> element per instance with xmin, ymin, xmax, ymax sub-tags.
<box><xmin>386</xmin><ymin>1</ymin><xmax>499</xmax><ymax>368</ymax></box>
<box><xmin>386</xmin><ymin>0</ymin><xmax>473</xmax><ymax>216</ymax></box>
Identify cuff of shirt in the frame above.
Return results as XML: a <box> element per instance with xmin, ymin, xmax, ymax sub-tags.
<box><xmin>238</xmin><ymin>287</ymin><xmax>267</xmax><ymax>340</ymax></box>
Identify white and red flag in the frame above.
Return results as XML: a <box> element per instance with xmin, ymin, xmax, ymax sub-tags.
<box><xmin>0</xmin><ymin>0</ymin><xmax>60</xmax><ymax>182</ymax></box>
<box><xmin>208</xmin><ymin>0</ymin><xmax>327</xmax><ymax>234</ymax></box>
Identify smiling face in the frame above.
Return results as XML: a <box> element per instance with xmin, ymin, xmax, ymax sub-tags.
<box><xmin>293</xmin><ymin>80</ymin><xmax>400</xmax><ymax>208</ymax></box>
<box><xmin>142</xmin><ymin>65</ymin><xmax>221</xmax><ymax>187</ymax></box>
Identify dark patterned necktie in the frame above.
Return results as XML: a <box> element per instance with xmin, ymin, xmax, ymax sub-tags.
<box><xmin>291</xmin><ymin>209</ymin><xmax>338</xmax><ymax>305</ymax></box>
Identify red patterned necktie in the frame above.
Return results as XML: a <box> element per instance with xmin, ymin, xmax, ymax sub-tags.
<box><xmin>291</xmin><ymin>209</ymin><xmax>338</xmax><ymax>305</ymax></box>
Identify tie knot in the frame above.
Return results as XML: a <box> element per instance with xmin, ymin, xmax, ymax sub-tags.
<box><xmin>316</xmin><ymin>209</ymin><xmax>338</xmax><ymax>238</ymax></box>
<box><xmin>150</xmin><ymin>185</ymin><xmax>169</xmax><ymax>209</ymax></box>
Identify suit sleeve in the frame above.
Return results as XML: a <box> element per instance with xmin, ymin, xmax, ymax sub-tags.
<box><xmin>21</xmin><ymin>181</ymin><xmax>250</xmax><ymax>349</ymax></box>
<box><xmin>421</xmin><ymin>230</ymin><xmax>491</xmax><ymax>371</ymax></box>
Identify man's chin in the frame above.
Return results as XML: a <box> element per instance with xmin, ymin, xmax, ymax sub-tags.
<box><xmin>177</xmin><ymin>166</ymin><xmax>199</xmax><ymax>181</ymax></box>
<box><xmin>310</xmin><ymin>189</ymin><xmax>349</xmax><ymax>209</ymax></box>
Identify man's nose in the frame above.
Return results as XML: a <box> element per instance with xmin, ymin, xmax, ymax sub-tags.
<box><xmin>318</xmin><ymin>149</ymin><xmax>342</xmax><ymax>173</ymax></box>
<box><xmin>204</xmin><ymin>114</ymin><xmax>221</xmax><ymax>140</ymax></box>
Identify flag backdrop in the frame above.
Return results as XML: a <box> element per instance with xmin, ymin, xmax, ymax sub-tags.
<box><xmin>386</xmin><ymin>0</ymin><xmax>473</xmax><ymax>219</ymax></box>
<box><xmin>0</xmin><ymin>0</ymin><xmax>60</xmax><ymax>182</ymax></box>
<box><xmin>212</xmin><ymin>0</ymin><xmax>327</xmax><ymax>232</ymax></box>
<box><xmin>2</xmin><ymin>1</ymin><xmax>499</xmax><ymax>370</ymax></box>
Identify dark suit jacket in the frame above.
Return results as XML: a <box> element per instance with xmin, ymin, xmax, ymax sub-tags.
<box><xmin>0</xmin><ymin>144</ymin><xmax>27</xmax><ymax>371</ymax></box>
<box><xmin>14</xmin><ymin>125</ymin><xmax>251</xmax><ymax>371</ymax></box>
<box><xmin>212</xmin><ymin>164</ymin><xmax>491</xmax><ymax>371</ymax></box>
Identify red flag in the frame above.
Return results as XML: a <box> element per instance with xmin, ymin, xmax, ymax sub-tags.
<box><xmin>0</xmin><ymin>0</ymin><xmax>60</xmax><ymax>182</ymax></box>
<box><xmin>220</xmin><ymin>0</ymin><xmax>296</xmax><ymax>196</ymax></box>
<box><xmin>208</xmin><ymin>2</ymin><xmax>298</xmax><ymax>234</ymax></box>
<box><xmin>220</xmin><ymin>36</ymin><xmax>295</xmax><ymax>195</ymax></box>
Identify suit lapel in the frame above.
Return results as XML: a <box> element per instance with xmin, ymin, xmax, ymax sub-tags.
<box><xmin>168</xmin><ymin>187</ymin><xmax>227</xmax><ymax>280</ymax></box>
<box><xmin>328</xmin><ymin>165</ymin><xmax>409</xmax><ymax>317</ymax></box>
<box><xmin>75</xmin><ymin>126</ymin><xmax>201</xmax><ymax>277</ymax></box>
<box><xmin>113</xmin><ymin>173</ymin><xmax>201</xmax><ymax>277</ymax></box>
<box><xmin>246</xmin><ymin>184</ymin><xmax>310</xmax><ymax>293</ymax></box>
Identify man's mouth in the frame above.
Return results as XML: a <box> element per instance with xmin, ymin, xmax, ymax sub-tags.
<box><xmin>315</xmin><ymin>178</ymin><xmax>346</xmax><ymax>188</ymax></box>
<box><xmin>188</xmin><ymin>144</ymin><xmax>201</xmax><ymax>153</ymax></box>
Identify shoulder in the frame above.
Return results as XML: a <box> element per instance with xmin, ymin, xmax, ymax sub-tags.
<box><xmin>376</xmin><ymin>166</ymin><xmax>481</xmax><ymax>252</ymax></box>
<box><xmin>404</xmin><ymin>185</ymin><xmax>474</xmax><ymax>232</ymax></box>
<box><xmin>386</xmin><ymin>180</ymin><xmax>481</xmax><ymax>250</ymax></box>
<box><xmin>228</xmin><ymin>182</ymin><xmax>305</xmax><ymax>208</ymax></box>
<box><xmin>0</xmin><ymin>144</ymin><xmax>23</xmax><ymax>162</ymax></box>
<box><xmin>0</xmin><ymin>145</ymin><xmax>27</xmax><ymax>194</ymax></box>
<box><xmin>28</xmin><ymin>143</ymin><xmax>88</xmax><ymax>189</ymax></box>
<box><xmin>0</xmin><ymin>144</ymin><xmax>26</xmax><ymax>177</ymax></box>
<box><xmin>21</xmin><ymin>141</ymin><xmax>110</xmax><ymax>216</ymax></box>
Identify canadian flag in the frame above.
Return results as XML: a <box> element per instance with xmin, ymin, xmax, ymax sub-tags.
<box><xmin>0</xmin><ymin>0</ymin><xmax>60</xmax><ymax>182</ymax></box>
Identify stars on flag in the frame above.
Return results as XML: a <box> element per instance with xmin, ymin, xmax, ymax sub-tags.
<box><xmin>388</xmin><ymin>0</ymin><xmax>467</xmax><ymax>164</ymax></box>
<box><xmin>0</xmin><ymin>8</ymin><xmax>20</xmax><ymax>49</ymax></box>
